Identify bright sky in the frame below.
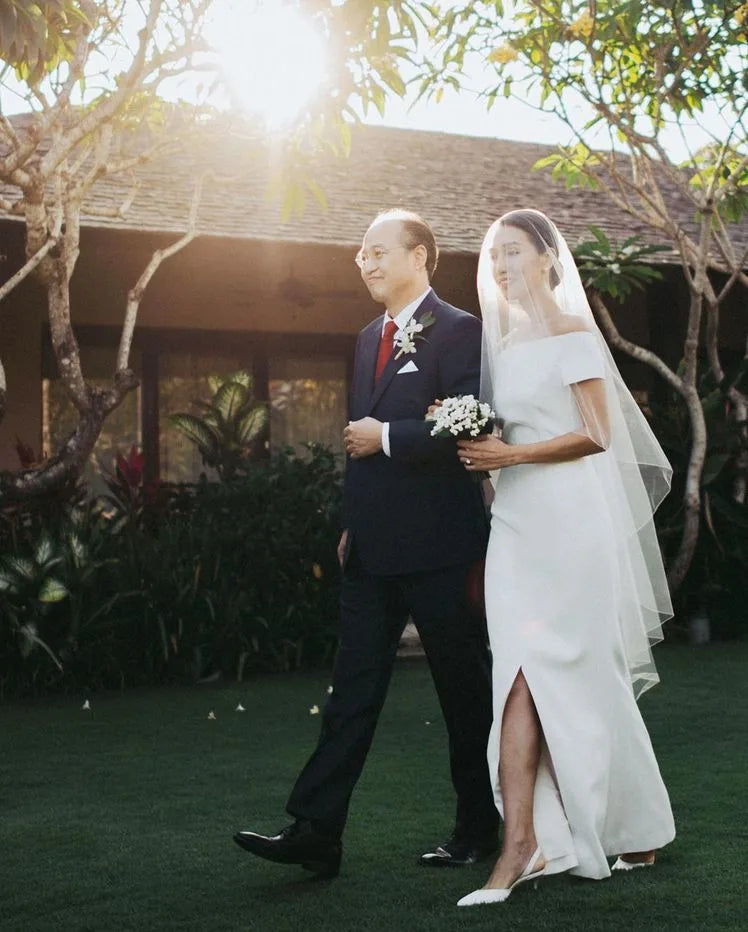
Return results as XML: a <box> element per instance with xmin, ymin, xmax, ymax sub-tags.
<box><xmin>203</xmin><ymin>1</ymin><xmax>729</xmax><ymax>164</ymax></box>
<box><xmin>0</xmin><ymin>0</ymin><xmax>731</xmax><ymax>165</ymax></box>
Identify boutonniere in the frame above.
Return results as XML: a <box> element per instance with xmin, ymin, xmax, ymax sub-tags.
<box><xmin>394</xmin><ymin>311</ymin><xmax>436</xmax><ymax>359</ymax></box>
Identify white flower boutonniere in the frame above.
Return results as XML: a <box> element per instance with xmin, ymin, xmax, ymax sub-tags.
<box><xmin>394</xmin><ymin>311</ymin><xmax>436</xmax><ymax>359</ymax></box>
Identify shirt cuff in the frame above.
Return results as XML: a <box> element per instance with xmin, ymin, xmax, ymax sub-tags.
<box><xmin>382</xmin><ymin>422</ymin><xmax>391</xmax><ymax>457</ymax></box>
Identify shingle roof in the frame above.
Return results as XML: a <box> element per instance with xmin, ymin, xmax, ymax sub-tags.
<box><xmin>2</xmin><ymin>122</ymin><xmax>745</xmax><ymax>261</ymax></box>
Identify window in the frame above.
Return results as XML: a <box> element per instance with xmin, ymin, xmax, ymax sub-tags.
<box><xmin>269</xmin><ymin>355</ymin><xmax>346</xmax><ymax>457</ymax></box>
<box><xmin>41</xmin><ymin>332</ymin><xmax>351</xmax><ymax>486</ymax></box>
<box><xmin>158</xmin><ymin>351</ymin><xmax>242</xmax><ymax>483</ymax></box>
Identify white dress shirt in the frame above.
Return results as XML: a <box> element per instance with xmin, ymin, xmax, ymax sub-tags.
<box><xmin>380</xmin><ymin>288</ymin><xmax>431</xmax><ymax>457</ymax></box>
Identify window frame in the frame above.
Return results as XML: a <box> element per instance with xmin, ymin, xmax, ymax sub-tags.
<box><xmin>41</xmin><ymin>325</ymin><xmax>356</xmax><ymax>483</ymax></box>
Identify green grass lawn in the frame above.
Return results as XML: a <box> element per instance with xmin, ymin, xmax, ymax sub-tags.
<box><xmin>2</xmin><ymin>642</ymin><xmax>747</xmax><ymax>932</ymax></box>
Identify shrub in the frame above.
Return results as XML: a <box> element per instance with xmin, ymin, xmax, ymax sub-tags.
<box><xmin>0</xmin><ymin>445</ymin><xmax>342</xmax><ymax>697</ymax></box>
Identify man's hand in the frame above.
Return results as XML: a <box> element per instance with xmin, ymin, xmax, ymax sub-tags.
<box><xmin>337</xmin><ymin>529</ymin><xmax>348</xmax><ymax>568</ymax></box>
<box><xmin>344</xmin><ymin>417</ymin><xmax>383</xmax><ymax>459</ymax></box>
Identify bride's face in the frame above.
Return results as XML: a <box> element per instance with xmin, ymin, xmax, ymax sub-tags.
<box><xmin>489</xmin><ymin>225</ymin><xmax>549</xmax><ymax>301</ymax></box>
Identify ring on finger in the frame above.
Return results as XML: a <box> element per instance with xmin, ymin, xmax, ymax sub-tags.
<box><xmin>466</xmin><ymin>458</ymin><xmax>472</xmax><ymax>465</ymax></box>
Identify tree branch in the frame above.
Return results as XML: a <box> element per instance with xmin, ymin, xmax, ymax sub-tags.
<box><xmin>116</xmin><ymin>171</ymin><xmax>208</xmax><ymax>371</ymax></box>
<box><xmin>0</xmin><ymin>234</ymin><xmax>59</xmax><ymax>304</ymax></box>
<box><xmin>589</xmin><ymin>290</ymin><xmax>684</xmax><ymax>395</ymax></box>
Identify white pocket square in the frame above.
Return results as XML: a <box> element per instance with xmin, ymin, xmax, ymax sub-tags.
<box><xmin>396</xmin><ymin>360</ymin><xmax>419</xmax><ymax>374</ymax></box>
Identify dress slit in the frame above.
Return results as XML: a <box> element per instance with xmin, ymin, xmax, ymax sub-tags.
<box><xmin>491</xmin><ymin>663</ymin><xmax>580</xmax><ymax>877</ymax></box>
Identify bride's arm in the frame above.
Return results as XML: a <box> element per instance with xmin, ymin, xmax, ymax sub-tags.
<box><xmin>457</xmin><ymin>378</ymin><xmax>609</xmax><ymax>470</ymax></box>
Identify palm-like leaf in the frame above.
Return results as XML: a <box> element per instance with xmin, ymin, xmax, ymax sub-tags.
<box><xmin>228</xmin><ymin>370</ymin><xmax>253</xmax><ymax>390</ymax></box>
<box><xmin>68</xmin><ymin>534</ymin><xmax>87</xmax><ymax>570</ymax></box>
<box><xmin>237</xmin><ymin>405</ymin><xmax>269</xmax><ymax>443</ymax></box>
<box><xmin>169</xmin><ymin>413</ymin><xmax>220</xmax><ymax>458</ymax></box>
<box><xmin>3</xmin><ymin>555</ymin><xmax>36</xmax><ymax>582</ymax></box>
<box><xmin>34</xmin><ymin>532</ymin><xmax>56</xmax><ymax>566</ymax></box>
<box><xmin>0</xmin><ymin>566</ymin><xmax>19</xmax><ymax>592</ymax></box>
<box><xmin>574</xmin><ymin>228</ymin><xmax>666</xmax><ymax>300</ymax></box>
<box><xmin>207</xmin><ymin>374</ymin><xmax>224</xmax><ymax>395</ymax></box>
<box><xmin>214</xmin><ymin>380</ymin><xmax>249</xmax><ymax>424</ymax></box>
<box><xmin>167</xmin><ymin>370</ymin><xmax>264</xmax><ymax>479</ymax></box>
<box><xmin>38</xmin><ymin>577</ymin><xmax>69</xmax><ymax>603</ymax></box>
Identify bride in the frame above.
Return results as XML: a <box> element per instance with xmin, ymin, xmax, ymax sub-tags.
<box><xmin>455</xmin><ymin>209</ymin><xmax>675</xmax><ymax>906</ymax></box>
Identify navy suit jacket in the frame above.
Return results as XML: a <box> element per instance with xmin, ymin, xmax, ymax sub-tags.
<box><xmin>342</xmin><ymin>289</ymin><xmax>489</xmax><ymax>576</ymax></box>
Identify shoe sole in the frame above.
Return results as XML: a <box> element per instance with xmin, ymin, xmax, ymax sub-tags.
<box><xmin>233</xmin><ymin>835</ymin><xmax>341</xmax><ymax>876</ymax></box>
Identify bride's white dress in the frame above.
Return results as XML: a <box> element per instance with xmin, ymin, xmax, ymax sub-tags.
<box><xmin>485</xmin><ymin>330</ymin><xmax>675</xmax><ymax>879</ymax></box>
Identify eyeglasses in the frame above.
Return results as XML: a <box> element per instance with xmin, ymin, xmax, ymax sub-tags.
<box><xmin>354</xmin><ymin>245</ymin><xmax>411</xmax><ymax>269</ymax></box>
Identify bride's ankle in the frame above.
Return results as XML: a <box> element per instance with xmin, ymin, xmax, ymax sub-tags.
<box><xmin>504</xmin><ymin>836</ymin><xmax>538</xmax><ymax>858</ymax></box>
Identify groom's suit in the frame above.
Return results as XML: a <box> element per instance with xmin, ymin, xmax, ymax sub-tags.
<box><xmin>287</xmin><ymin>289</ymin><xmax>498</xmax><ymax>842</ymax></box>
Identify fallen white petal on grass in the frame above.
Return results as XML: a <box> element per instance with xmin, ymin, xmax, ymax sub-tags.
<box><xmin>309</xmin><ymin>705</ymin><xmax>320</xmax><ymax>715</ymax></box>
<box><xmin>81</xmin><ymin>700</ymin><xmax>91</xmax><ymax>711</ymax></box>
<box><xmin>326</xmin><ymin>686</ymin><xmax>333</xmax><ymax>694</ymax></box>
<box><xmin>235</xmin><ymin>703</ymin><xmax>246</xmax><ymax>712</ymax></box>
<box><xmin>208</xmin><ymin>711</ymin><xmax>216</xmax><ymax>720</ymax></box>
<box><xmin>425</xmin><ymin>721</ymin><xmax>431</xmax><ymax>725</ymax></box>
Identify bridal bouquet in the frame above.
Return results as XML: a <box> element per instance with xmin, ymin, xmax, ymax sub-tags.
<box><xmin>428</xmin><ymin>394</ymin><xmax>495</xmax><ymax>439</ymax></box>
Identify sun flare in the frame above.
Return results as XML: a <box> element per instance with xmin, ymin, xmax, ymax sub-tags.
<box><xmin>206</xmin><ymin>1</ymin><xmax>327</xmax><ymax>129</ymax></box>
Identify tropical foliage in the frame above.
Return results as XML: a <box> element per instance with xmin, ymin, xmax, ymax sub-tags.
<box><xmin>651</xmin><ymin>360</ymin><xmax>748</xmax><ymax>636</ymax></box>
<box><xmin>411</xmin><ymin>0</ymin><xmax>748</xmax><ymax>588</ymax></box>
<box><xmin>168</xmin><ymin>371</ymin><xmax>268</xmax><ymax>482</ymax></box>
<box><xmin>0</xmin><ymin>443</ymin><xmax>342</xmax><ymax>698</ymax></box>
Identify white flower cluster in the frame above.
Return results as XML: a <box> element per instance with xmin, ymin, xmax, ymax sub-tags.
<box><xmin>429</xmin><ymin>394</ymin><xmax>495</xmax><ymax>439</ymax></box>
<box><xmin>394</xmin><ymin>318</ymin><xmax>424</xmax><ymax>358</ymax></box>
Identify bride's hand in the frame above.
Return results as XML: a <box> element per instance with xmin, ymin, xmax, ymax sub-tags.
<box><xmin>425</xmin><ymin>399</ymin><xmax>442</xmax><ymax>419</ymax></box>
<box><xmin>457</xmin><ymin>435</ymin><xmax>518</xmax><ymax>471</ymax></box>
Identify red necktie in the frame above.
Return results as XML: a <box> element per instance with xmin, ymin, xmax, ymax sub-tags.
<box><xmin>375</xmin><ymin>319</ymin><xmax>398</xmax><ymax>381</ymax></box>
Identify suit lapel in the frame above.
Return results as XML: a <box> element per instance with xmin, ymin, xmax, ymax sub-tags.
<box><xmin>366</xmin><ymin>290</ymin><xmax>439</xmax><ymax>414</ymax></box>
<box><xmin>353</xmin><ymin>318</ymin><xmax>384</xmax><ymax>418</ymax></box>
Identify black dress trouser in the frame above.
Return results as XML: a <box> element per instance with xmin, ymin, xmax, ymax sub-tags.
<box><xmin>286</xmin><ymin>551</ymin><xmax>498</xmax><ymax>841</ymax></box>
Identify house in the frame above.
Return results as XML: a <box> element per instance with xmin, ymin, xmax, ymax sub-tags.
<box><xmin>1</xmin><ymin>124</ymin><xmax>745</xmax><ymax>482</ymax></box>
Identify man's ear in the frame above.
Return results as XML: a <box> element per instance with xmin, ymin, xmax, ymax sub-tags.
<box><xmin>413</xmin><ymin>243</ymin><xmax>428</xmax><ymax>271</ymax></box>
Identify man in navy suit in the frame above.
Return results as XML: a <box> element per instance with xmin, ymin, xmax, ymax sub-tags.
<box><xmin>234</xmin><ymin>210</ymin><xmax>498</xmax><ymax>877</ymax></box>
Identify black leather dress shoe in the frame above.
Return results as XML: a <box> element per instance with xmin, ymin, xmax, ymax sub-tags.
<box><xmin>419</xmin><ymin>833</ymin><xmax>498</xmax><ymax>867</ymax></box>
<box><xmin>233</xmin><ymin>821</ymin><xmax>342</xmax><ymax>878</ymax></box>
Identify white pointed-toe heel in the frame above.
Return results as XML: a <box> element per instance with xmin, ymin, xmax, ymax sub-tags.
<box><xmin>457</xmin><ymin>846</ymin><xmax>545</xmax><ymax>907</ymax></box>
<box><xmin>612</xmin><ymin>855</ymin><xmax>655</xmax><ymax>872</ymax></box>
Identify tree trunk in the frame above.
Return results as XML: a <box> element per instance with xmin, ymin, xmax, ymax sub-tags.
<box><xmin>1</xmin><ymin>408</ymin><xmax>105</xmax><ymax>500</ymax></box>
<box><xmin>588</xmin><ymin>290</ymin><xmax>705</xmax><ymax>591</ymax></box>
<box><xmin>732</xmin><ymin>368</ymin><xmax>747</xmax><ymax>505</ymax></box>
<box><xmin>0</xmin><ymin>373</ymin><xmax>137</xmax><ymax>501</ymax></box>
<box><xmin>0</xmin><ymin>357</ymin><xmax>5</xmax><ymax>425</ymax></box>
<box><xmin>666</xmin><ymin>384</ymin><xmax>707</xmax><ymax>591</ymax></box>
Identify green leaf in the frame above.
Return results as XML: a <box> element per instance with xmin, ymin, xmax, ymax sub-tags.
<box><xmin>168</xmin><ymin>414</ymin><xmax>219</xmax><ymax>457</ymax></box>
<box><xmin>214</xmin><ymin>380</ymin><xmax>248</xmax><ymax>424</ymax></box>
<box><xmin>237</xmin><ymin>405</ymin><xmax>268</xmax><ymax>443</ymax></box>
<box><xmin>207</xmin><ymin>374</ymin><xmax>224</xmax><ymax>395</ymax></box>
<box><xmin>306</xmin><ymin>177</ymin><xmax>328</xmax><ymax>210</ymax></box>
<box><xmin>38</xmin><ymin>577</ymin><xmax>69</xmax><ymax>603</ymax></box>
<box><xmin>68</xmin><ymin>533</ymin><xmax>87</xmax><ymax>569</ymax></box>
<box><xmin>0</xmin><ymin>568</ymin><xmax>19</xmax><ymax>592</ymax></box>
<box><xmin>227</xmin><ymin>370</ymin><xmax>253</xmax><ymax>390</ymax></box>
<box><xmin>34</xmin><ymin>532</ymin><xmax>55</xmax><ymax>566</ymax></box>
<box><xmin>3</xmin><ymin>555</ymin><xmax>35</xmax><ymax>581</ymax></box>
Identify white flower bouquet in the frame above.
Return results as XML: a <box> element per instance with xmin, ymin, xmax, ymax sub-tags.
<box><xmin>428</xmin><ymin>394</ymin><xmax>495</xmax><ymax>439</ymax></box>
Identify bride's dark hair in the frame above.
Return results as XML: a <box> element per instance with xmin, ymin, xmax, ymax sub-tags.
<box><xmin>500</xmin><ymin>209</ymin><xmax>561</xmax><ymax>289</ymax></box>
